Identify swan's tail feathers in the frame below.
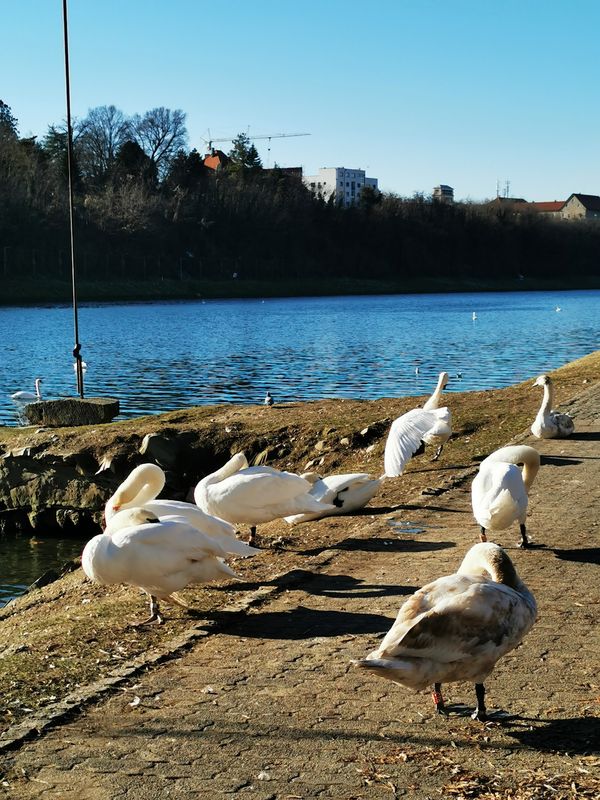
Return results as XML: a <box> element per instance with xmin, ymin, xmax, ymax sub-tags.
<box><xmin>222</xmin><ymin>539</ymin><xmax>261</xmax><ymax>558</ymax></box>
<box><xmin>215</xmin><ymin>560</ymin><xmax>241</xmax><ymax>579</ymax></box>
<box><xmin>166</xmin><ymin>592</ymin><xmax>191</xmax><ymax>609</ymax></box>
<box><xmin>352</xmin><ymin>657</ymin><xmax>415</xmax><ymax>682</ymax></box>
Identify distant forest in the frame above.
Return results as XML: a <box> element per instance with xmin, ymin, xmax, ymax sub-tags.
<box><xmin>1</xmin><ymin>99</ymin><xmax>599</xmax><ymax>298</ymax></box>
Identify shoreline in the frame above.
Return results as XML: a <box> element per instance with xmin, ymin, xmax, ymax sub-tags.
<box><xmin>1</xmin><ymin>275</ymin><xmax>600</xmax><ymax>306</ymax></box>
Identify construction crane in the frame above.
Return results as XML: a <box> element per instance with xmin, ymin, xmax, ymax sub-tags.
<box><xmin>201</xmin><ymin>132</ymin><xmax>310</xmax><ymax>167</ymax></box>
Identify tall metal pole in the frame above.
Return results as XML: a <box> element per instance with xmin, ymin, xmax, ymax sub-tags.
<box><xmin>62</xmin><ymin>0</ymin><xmax>84</xmax><ymax>398</ymax></box>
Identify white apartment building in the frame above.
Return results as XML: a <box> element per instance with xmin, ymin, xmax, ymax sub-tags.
<box><xmin>303</xmin><ymin>167</ymin><xmax>378</xmax><ymax>206</ymax></box>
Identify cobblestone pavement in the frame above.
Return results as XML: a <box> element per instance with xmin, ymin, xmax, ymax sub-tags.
<box><xmin>1</xmin><ymin>386</ymin><xmax>599</xmax><ymax>799</ymax></box>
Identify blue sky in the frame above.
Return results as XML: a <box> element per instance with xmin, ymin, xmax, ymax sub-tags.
<box><xmin>2</xmin><ymin>0</ymin><xmax>599</xmax><ymax>201</ymax></box>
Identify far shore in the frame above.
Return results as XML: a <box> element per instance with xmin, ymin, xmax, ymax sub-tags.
<box><xmin>1</xmin><ymin>275</ymin><xmax>600</xmax><ymax>306</ymax></box>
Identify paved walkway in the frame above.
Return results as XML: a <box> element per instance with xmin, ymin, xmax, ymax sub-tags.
<box><xmin>1</xmin><ymin>386</ymin><xmax>599</xmax><ymax>799</ymax></box>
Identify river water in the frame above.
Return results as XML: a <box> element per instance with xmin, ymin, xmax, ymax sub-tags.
<box><xmin>1</xmin><ymin>289</ymin><xmax>599</xmax><ymax>606</ymax></box>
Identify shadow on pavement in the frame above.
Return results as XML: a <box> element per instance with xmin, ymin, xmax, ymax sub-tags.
<box><xmin>552</xmin><ymin>547</ymin><xmax>600</xmax><ymax>565</ymax></box>
<box><xmin>505</xmin><ymin>716</ymin><xmax>600</xmax><ymax>754</ymax></box>
<box><xmin>541</xmin><ymin>455</ymin><xmax>583</xmax><ymax>466</ymax></box>
<box><xmin>213</xmin><ymin>605</ymin><xmax>394</xmax><ymax>639</ymax></box>
<box><xmin>329</xmin><ymin>538</ymin><xmax>456</xmax><ymax>554</ymax></box>
<box><xmin>565</xmin><ymin>431</ymin><xmax>600</xmax><ymax>441</ymax></box>
<box><xmin>221</xmin><ymin>569</ymin><xmax>417</xmax><ymax>599</ymax></box>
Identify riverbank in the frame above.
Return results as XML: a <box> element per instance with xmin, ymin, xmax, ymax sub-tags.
<box><xmin>0</xmin><ymin>356</ymin><xmax>598</xmax><ymax>797</ymax></box>
<box><xmin>2</xmin><ymin>275</ymin><xmax>600</xmax><ymax>305</ymax></box>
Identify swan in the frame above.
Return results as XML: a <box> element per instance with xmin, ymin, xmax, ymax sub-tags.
<box><xmin>264</xmin><ymin>391</ymin><xmax>274</xmax><ymax>407</ymax></box>
<box><xmin>384</xmin><ymin>407</ymin><xmax>452</xmax><ymax>476</ymax></box>
<box><xmin>11</xmin><ymin>377</ymin><xmax>43</xmax><ymax>403</ymax></box>
<box><xmin>194</xmin><ymin>452</ymin><xmax>337</xmax><ymax>545</ymax></box>
<box><xmin>531</xmin><ymin>374</ymin><xmax>574</xmax><ymax>439</ymax></box>
<box><xmin>83</xmin><ymin>508</ymin><xmax>257</xmax><ymax>624</ymax></box>
<box><xmin>353</xmin><ymin>542</ymin><xmax>537</xmax><ymax>721</ymax></box>
<box><xmin>422</xmin><ymin>371</ymin><xmax>452</xmax><ymax>459</ymax></box>
<box><xmin>105</xmin><ymin>463</ymin><xmax>240</xmax><ymax>545</ymax></box>
<box><xmin>471</xmin><ymin>445</ymin><xmax>540</xmax><ymax>548</ymax></box>
<box><xmin>284</xmin><ymin>471</ymin><xmax>382</xmax><ymax>525</ymax></box>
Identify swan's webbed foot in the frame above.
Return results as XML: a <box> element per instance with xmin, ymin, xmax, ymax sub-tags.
<box><xmin>479</xmin><ymin>527</ymin><xmax>487</xmax><ymax>543</ymax></box>
<box><xmin>471</xmin><ymin>683</ymin><xmax>487</xmax><ymax>721</ymax></box>
<box><xmin>432</xmin><ymin>684</ymin><xmax>448</xmax><ymax>716</ymax></box>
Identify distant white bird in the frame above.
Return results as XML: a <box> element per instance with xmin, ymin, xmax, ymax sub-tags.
<box><xmin>353</xmin><ymin>542</ymin><xmax>537</xmax><ymax>721</ymax></box>
<box><xmin>264</xmin><ymin>391</ymin><xmax>274</xmax><ymax>407</ymax></box>
<box><xmin>531</xmin><ymin>374</ymin><xmax>574</xmax><ymax>439</ymax></box>
<box><xmin>555</xmin><ymin>306</ymin><xmax>561</xmax><ymax>312</ymax></box>
<box><xmin>73</xmin><ymin>360</ymin><xmax>88</xmax><ymax>373</ymax></box>
<box><xmin>472</xmin><ymin>312</ymin><xmax>477</xmax><ymax>321</ymax></box>
<box><xmin>284</xmin><ymin>472</ymin><xmax>382</xmax><ymax>525</ymax></box>
<box><xmin>194</xmin><ymin>452</ymin><xmax>336</xmax><ymax>545</ymax></box>
<box><xmin>471</xmin><ymin>445</ymin><xmax>540</xmax><ymax>548</ymax></box>
<box><xmin>83</xmin><ymin>508</ymin><xmax>257</xmax><ymax>624</ymax></box>
<box><xmin>11</xmin><ymin>377</ymin><xmax>43</xmax><ymax>403</ymax></box>
<box><xmin>105</xmin><ymin>463</ymin><xmax>242</xmax><ymax>545</ymax></box>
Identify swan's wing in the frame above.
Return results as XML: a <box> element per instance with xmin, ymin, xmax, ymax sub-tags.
<box><xmin>113</xmin><ymin>519</ymin><xmax>230</xmax><ymax>560</ymax></box>
<box><xmin>377</xmin><ymin>577</ymin><xmax>529</xmax><ymax>664</ymax></box>
<box><xmin>161</xmin><ymin>515</ymin><xmax>259</xmax><ymax>556</ymax></box>
<box><xmin>312</xmin><ymin>473</ymin><xmax>376</xmax><ymax>502</ymax></box>
<box><xmin>213</xmin><ymin>468</ymin><xmax>313</xmax><ymax>510</ymax></box>
<box><xmin>147</xmin><ymin>500</ymin><xmax>237</xmax><ymax>541</ymax></box>
<box><xmin>383</xmin><ymin>408</ymin><xmax>444</xmax><ymax>477</ymax></box>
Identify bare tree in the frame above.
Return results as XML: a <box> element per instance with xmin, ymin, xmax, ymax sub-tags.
<box><xmin>130</xmin><ymin>107</ymin><xmax>187</xmax><ymax>180</ymax></box>
<box><xmin>78</xmin><ymin>105</ymin><xmax>131</xmax><ymax>184</ymax></box>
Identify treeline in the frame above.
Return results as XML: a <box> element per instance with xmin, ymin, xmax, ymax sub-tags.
<box><xmin>1</xmin><ymin>99</ymin><xmax>600</xmax><ymax>294</ymax></box>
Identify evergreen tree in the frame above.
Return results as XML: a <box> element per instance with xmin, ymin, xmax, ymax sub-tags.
<box><xmin>228</xmin><ymin>133</ymin><xmax>262</xmax><ymax>172</ymax></box>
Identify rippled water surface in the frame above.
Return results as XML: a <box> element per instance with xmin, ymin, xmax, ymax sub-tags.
<box><xmin>1</xmin><ymin>290</ymin><xmax>598</xmax><ymax>425</ymax></box>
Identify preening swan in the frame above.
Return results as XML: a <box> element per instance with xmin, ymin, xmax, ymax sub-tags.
<box><xmin>384</xmin><ymin>407</ymin><xmax>452</xmax><ymax>477</ymax></box>
<box><xmin>353</xmin><ymin>542</ymin><xmax>537</xmax><ymax>720</ymax></box>
<box><xmin>531</xmin><ymin>374</ymin><xmax>575</xmax><ymax>439</ymax></box>
<box><xmin>194</xmin><ymin>452</ymin><xmax>336</xmax><ymax>545</ymax></box>
<box><xmin>471</xmin><ymin>445</ymin><xmax>540</xmax><ymax>548</ymax></box>
<box><xmin>264</xmin><ymin>391</ymin><xmax>274</xmax><ymax>407</ymax></box>
<box><xmin>284</xmin><ymin>472</ymin><xmax>382</xmax><ymax>525</ymax></box>
<box><xmin>11</xmin><ymin>377</ymin><xmax>43</xmax><ymax>403</ymax></box>
<box><xmin>105</xmin><ymin>463</ymin><xmax>240</xmax><ymax>545</ymax></box>
<box><xmin>83</xmin><ymin>508</ymin><xmax>258</xmax><ymax>624</ymax></box>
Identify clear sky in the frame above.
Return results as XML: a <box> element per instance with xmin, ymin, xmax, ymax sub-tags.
<box><xmin>2</xmin><ymin>0</ymin><xmax>599</xmax><ymax>201</ymax></box>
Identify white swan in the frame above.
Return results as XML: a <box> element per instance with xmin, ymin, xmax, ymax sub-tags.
<box><xmin>353</xmin><ymin>542</ymin><xmax>537</xmax><ymax>720</ymax></box>
<box><xmin>284</xmin><ymin>472</ymin><xmax>382</xmax><ymax>525</ymax></box>
<box><xmin>194</xmin><ymin>452</ymin><xmax>337</xmax><ymax>545</ymax></box>
<box><xmin>83</xmin><ymin>508</ymin><xmax>257</xmax><ymax>624</ymax></box>
<box><xmin>105</xmin><ymin>463</ymin><xmax>240</xmax><ymax>545</ymax></box>
<box><xmin>264</xmin><ymin>391</ymin><xmax>274</xmax><ymax>407</ymax></box>
<box><xmin>383</xmin><ymin>407</ymin><xmax>452</xmax><ymax>477</ymax></box>
<box><xmin>471</xmin><ymin>445</ymin><xmax>540</xmax><ymax>548</ymax></box>
<box><xmin>11</xmin><ymin>377</ymin><xmax>43</xmax><ymax>403</ymax></box>
<box><xmin>531</xmin><ymin>374</ymin><xmax>575</xmax><ymax>439</ymax></box>
<box><xmin>422</xmin><ymin>371</ymin><xmax>452</xmax><ymax>459</ymax></box>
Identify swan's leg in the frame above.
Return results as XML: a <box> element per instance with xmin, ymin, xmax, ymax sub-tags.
<box><xmin>431</xmin><ymin>444</ymin><xmax>444</xmax><ymax>462</ymax></box>
<box><xmin>133</xmin><ymin>594</ymin><xmax>163</xmax><ymax>626</ymax></box>
<box><xmin>248</xmin><ymin>526</ymin><xmax>257</xmax><ymax>547</ymax></box>
<box><xmin>518</xmin><ymin>523</ymin><xmax>531</xmax><ymax>549</ymax></box>
<box><xmin>432</xmin><ymin>682</ymin><xmax>448</xmax><ymax>716</ymax></box>
<box><xmin>471</xmin><ymin>683</ymin><xmax>487</xmax><ymax>721</ymax></box>
<box><xmin>479</xmin><ymin>527</ymin><xmax>487</xmax><ymax>542</ymax></box>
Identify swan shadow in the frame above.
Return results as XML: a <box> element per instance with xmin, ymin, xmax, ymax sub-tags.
<box><xmin>541</xmin><ymin>455</ymin><xmax>583</xmax><ymax>467</ymax></box>
<box><xmin>302</xmin><ymin>538</ymin><xmax>456</xmax><ymax>556</ymax></box>
<box><xmin>552</xmin><ymin>547</ymin><xmax>600</xmax><ymax>565</ymax></box>
<box><xmin>221</xmin><ymin>569</ymin><xmax>417</xmax><ymax>599</ymax></box>
<box><xmin>565</xmin><ymin>431</ymin><xmax>600</xmax><ymax>441</ymax></box>
<box><xmin>207</xmin><ymin>605</ymin><xmax>395</xmax><ymax>639</ymax></box>
<box><xmin>504</xmin><ymin>716</ymin><xmax>600</xmax><ymax>754</ymax></box>
<box><xmin>394</xmin><ymin>504</ymin><xmax>467</xmax><ymax>514</ymax></box>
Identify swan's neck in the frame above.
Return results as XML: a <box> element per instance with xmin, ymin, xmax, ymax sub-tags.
<box><xmin>538</xmin><ymin>382</ymin><xmax>554</xmax><ymax>416</ymax></box>
<box><xmin>109</xmin><ymin>465</ymin><xmax>165</xmax><ymax>516</ymax></box>
<box><xmin>482</xmin><ymin>445</ymin><xmax>540</xmax><ymax>491</ymax></box>
<box><xmin>204</xmin><ymin>452</ymin><xmax>248</xmax><ymax>487</ymax></box>
<box><xmin>423</xmin><ymin>374</ymin><xmax>446</xmax><ymax>411</ymax></box>
<box><xmin>459</xmin><ymin>545</ymin><xmax>522</xmax><ymax>591</ymax></box>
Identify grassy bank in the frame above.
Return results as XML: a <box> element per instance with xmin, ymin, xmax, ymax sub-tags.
<box><xmin>2</xmin><ymin>275</ymin><xmax>600</xmax><ymax>305</ymax></box>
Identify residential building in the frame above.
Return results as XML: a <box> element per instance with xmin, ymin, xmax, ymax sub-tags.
<box><xmin>432</xmin><ymin>185</ymin><xmax>454</xmax><ymax>203</ymax></box>
<box><xmin>203</xmin><ymin>149</ymin><xmax>230</xmax><ymax>171</ymax></box>
<box><xmin>560</xmin><ymin>193</ymin><xmax>600</xmax><ymax>221</ymax></box>
<box><xmin>529</xmin><ymin>200</ymin><xmax>565</xmax><ymax>218</ymax></box>
<box><xmin>303</xmin><ymin>167</ymin><xmax>378</xmax><ymax>206</ymax></box>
